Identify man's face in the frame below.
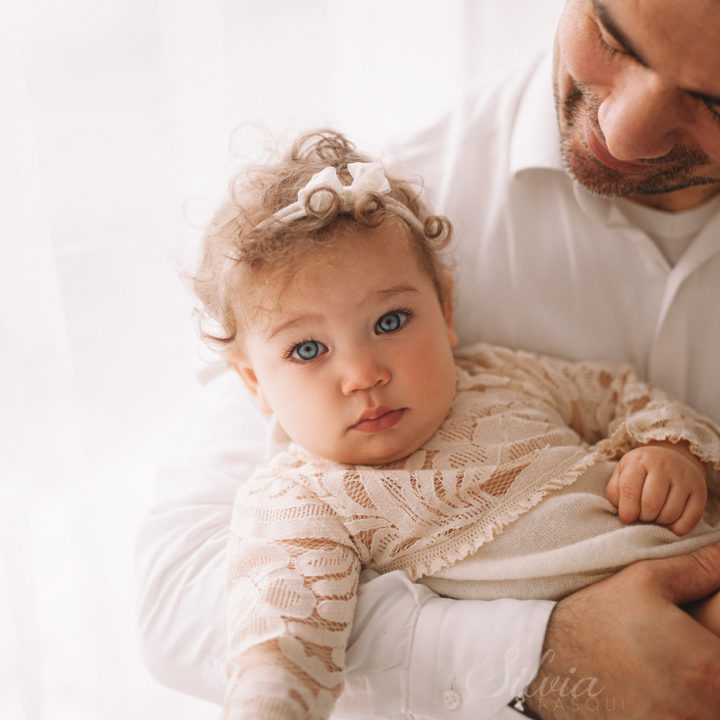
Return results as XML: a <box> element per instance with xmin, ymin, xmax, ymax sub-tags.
<box><xmin>554</xmin><ymin>0</ymin><xmax>720</xmax><ymax>210</ymax></box>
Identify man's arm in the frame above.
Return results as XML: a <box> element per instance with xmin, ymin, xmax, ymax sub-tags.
<box><xmin>525</xmin><ymin>544</ymin><xmax>720</xmax><ymax>720</ymax></box>
<box><xmin>137</xmin><ymin>504</ymin><xmax>553</xmax><ymax>717</ymax></box>
<box><xmin>339</xmin><ymin>570</ymin><xmax>553</xmax><ymax>719</ymax></box>
<box><xmin>135</xmin><ymin>371</ymin><xmax>720</xmax><ymax>719</ymax></box>
<box><xmin>135</xmin><ymin>369</ymin><xmax>267</xmax><ymax>703</ymax></box>
<box><xmin>134</xmin><ymin>370</ymin><xmax>553</xmax><ymax>717</ymax></box>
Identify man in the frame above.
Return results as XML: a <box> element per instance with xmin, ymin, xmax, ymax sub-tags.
<box><xmin>136</xmin><ymin>1</ymin><xmax>720</xmax><ymax>717</ymax></box>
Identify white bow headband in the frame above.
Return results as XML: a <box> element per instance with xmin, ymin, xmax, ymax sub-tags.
<box><xmin>256</xmin><ymin>162</ymin><xmax>427</xmax><ymax>237</ymax></box>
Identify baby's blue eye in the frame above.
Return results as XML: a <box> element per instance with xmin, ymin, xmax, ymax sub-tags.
<box><xmin>290</xmin><ymin>340</ymin><xmax>327</xmax><ymax>361</ymax></box>
<box><xmin>375</xmin><ymin>311</ymin><xmax>409</xmax><ymax>334</ymax></box>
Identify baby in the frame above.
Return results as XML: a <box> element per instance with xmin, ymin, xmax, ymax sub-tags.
<box><xmin>191</xmin><ymin>130</ymin><xmax>720</xmax><ymax>719</ymax></box>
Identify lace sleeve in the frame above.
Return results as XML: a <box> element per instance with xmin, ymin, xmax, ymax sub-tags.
<box><xmin>224</xmin><ymin>467</ymin><xmax>361</xmax><ymax>720</ymax></box>
<box><xmin>496</xmin><ymin>347</ymin><xmax>720</xmax><ymax>464</ymax></box>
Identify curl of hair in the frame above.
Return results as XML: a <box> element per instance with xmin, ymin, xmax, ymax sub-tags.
<box><xmin>352</xmin><ymin>193</ymin><xmax>386</xmax><ymax>228</ymax></box>
<box><xmin>191</xmin><ymin>129</ymin><xmax>453</xmax><ymax>353</ymax></box>
<box><xmin>424</xmin><ymin>215</ymin><xmax>452</xmax><ymax>247</ymax></box>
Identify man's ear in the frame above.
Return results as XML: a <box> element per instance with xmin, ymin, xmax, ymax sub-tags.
<box><xmin>227</xmin><ymin>354</ymin><xmax>273</xmax><ymax>414</ymax></box>
<box><xmin>440</xmin><ymin>270</ymin><xmax>459</xmax><ymax>349</ymax></box>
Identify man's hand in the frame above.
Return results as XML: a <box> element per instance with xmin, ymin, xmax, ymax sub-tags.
<box><xmin>606</xmin><ymin>441</ymin><xmax>707</xmax><ymax>535</ymax></box>
<box><xmin>523</xmin><ymin>544</ymin><xmax>720</xmax><ymax>719</ymax></box>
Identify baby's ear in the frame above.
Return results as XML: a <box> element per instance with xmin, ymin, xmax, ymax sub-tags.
<box><xmin>227</xmin><ymin>354</ymin><xmax>273</xmax><ymax>414</ymax></box>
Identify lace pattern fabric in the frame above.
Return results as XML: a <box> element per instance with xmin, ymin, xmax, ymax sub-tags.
<box><xmin>225</xmin><ymin>343</ymin><xmax>720</xmax><ymax>719</ymax></box>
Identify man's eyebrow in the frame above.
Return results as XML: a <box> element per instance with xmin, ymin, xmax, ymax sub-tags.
<box><xmin>689</xmin><ymin>89</ymin><xmax>720</xmax><ymax>107</ymax></box>
<box><xmin>593</xmin><ymin>0</ymin><xmax>720</xmax><ymax>107</ymax></box>
<box><xmin>593</xmin><ymin>0</ymin><xmax>646</xmax><ymax>66</ymax></box>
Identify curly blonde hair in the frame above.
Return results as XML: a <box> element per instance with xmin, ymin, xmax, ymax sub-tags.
<box><xmin>192</xmin><ymin>129</ymin><xmax>452</xmax><ymax>353</ymax></box>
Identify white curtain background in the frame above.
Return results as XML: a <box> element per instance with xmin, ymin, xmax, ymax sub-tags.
<box><xmin>0</xmin><ymin>1</ymin><xmax>563</xmax><ymax>718</ymax></box>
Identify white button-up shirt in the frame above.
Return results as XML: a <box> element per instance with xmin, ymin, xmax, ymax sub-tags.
<box><xmin>136</xmin><ymin>49</ymin><xmax>720</xmax><ymax>719</ymax></box>
<box><xmin>401</xmin><ymin>52</ymin><xmax>720</xmax><ymax>423</ymax></box>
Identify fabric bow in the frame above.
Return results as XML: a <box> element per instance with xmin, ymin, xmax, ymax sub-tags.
<box><xmin>297</xmin><ymin>163</ymin><xmax>392</xmax><ymax>214</ymax></box>
<box><xmin>256</xmin><ymin>160</ymin><xmax>428</xmax><ymax>240</ymax></box>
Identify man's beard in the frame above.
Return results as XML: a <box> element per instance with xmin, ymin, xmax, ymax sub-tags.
<box><xmin>555</xmin><ymin>77</ymin><xmax>717</xmax><ymax>198</ymax></box>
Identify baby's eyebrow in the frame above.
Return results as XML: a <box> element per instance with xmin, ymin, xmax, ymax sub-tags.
<box><xmin>266</xmin><ymin>313</ymin><xmax>322</xmax><ymax>340</ymax></box>
<box><xmin>375</xmin><ymin>284</ymin><xmax>420</xmax><ymax>298</ymax></box>
<box><xmin>264</xmin><ymin>286</ymin><xmax>420</xmax><ymax>339</ymax></box>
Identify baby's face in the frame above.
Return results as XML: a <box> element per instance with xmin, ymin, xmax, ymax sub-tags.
<box><xmin>237</xmin><ymin>221</ymin><xmax>458</xmax><ymax>465</ymax></box>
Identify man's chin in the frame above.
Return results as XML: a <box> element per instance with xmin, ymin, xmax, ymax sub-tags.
<box><xmin>564</xmin><ymin>149</ymin><xmax>719</xmax><ymax>200</ymax></box>
<box><xmin>560</xmin><ymin>132</ymin><xmax>720</xmax><ymax>200</ymax></box>
<box><xmin>562</xmin><ymin>151</ymin><xmax>641</xmax><ymax>198</ymax></box>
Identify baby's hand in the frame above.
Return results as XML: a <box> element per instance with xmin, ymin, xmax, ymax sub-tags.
<box><xmin>605</xmin><ymin>441</ymin><xmax>707</xmax><ymax>536</ymax></box>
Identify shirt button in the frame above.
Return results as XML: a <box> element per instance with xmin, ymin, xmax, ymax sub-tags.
<box><xmin>442</xmin><ymin>689</ymin><xmax>461</xmax><ymax>709</ymax></box>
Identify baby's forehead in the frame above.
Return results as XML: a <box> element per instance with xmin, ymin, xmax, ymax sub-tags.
<box><xmin>236</xmin><ymin>257</ymin><xmax>334</xmax><ymax>333</ymax></box>
<box><xmin>240</xmin><ymin>235</ymin><xmax>425</xmax><ymax>326</ymax></box>
<box><xmin>256</xmin><ymin>219</ymin><xmax>416</xmax><ymax>284</ymax></box>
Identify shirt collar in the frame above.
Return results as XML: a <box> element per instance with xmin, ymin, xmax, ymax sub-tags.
<box><xmin>509</xmin><ymin>50</ymin><xmax>619</xmax><ymax>225</ymax></box>
<box><xmin>509</xmin><ymin>50</ymin><xmax>564</xmax><ymax>176</ymax></box>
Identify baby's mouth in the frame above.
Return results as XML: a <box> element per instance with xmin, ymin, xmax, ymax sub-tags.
<box><xmin>349</xmin><ymin>408</ymin><xmax>406</xmax><ymax>433</ymax></box>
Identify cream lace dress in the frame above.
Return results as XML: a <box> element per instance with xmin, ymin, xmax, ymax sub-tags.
<box><xmin>224</xmin><ymin>343</ymin><xmax>720</xmax><ymax>719</ymax></box>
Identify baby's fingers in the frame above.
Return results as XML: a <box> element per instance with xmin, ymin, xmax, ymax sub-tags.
<box><xmin>608</xmin><ymin>464</ymin><xmax>649</xmax><ymax>523</ymax></box>
<box><xmin>655</xmin><ymin>483</ymin><xmax>690</xmax><ymax>527</ymax></box>
<box><xmin>668</xmin><ymin>490</ymin><xmax>707</xmax><ymax>536</ymax></box>
<box><xmin>638</xmin><ymin>472</ymin><xmax>672</xmax><ymax>523</ymax></box>
<box><xmin>605</xmin><ymin>467</ymin><xmax>621</xmax><ymax>507</ymax></box>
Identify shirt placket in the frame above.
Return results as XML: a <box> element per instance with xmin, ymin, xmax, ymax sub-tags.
<box><xmin>648</xmin><ymin>213</ymin><xmax>720</xmax><ymax>404</ymax></box>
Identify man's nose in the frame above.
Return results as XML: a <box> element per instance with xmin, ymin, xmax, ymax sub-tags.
<box><xmin>340</xmin><ymin>352</ymin><xmax>390</xmax><ymax>396</ymax></box>
<box><xmin>598</xmin><ymin>67</ymin><xmax>688</xmax><ymax>161</ymax></box>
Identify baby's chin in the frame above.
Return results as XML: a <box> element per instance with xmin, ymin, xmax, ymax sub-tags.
<box><xmin>322</xmin><ymin>434</ymin><xmax>431</xmax><ymax>467</ymax></box>
<box><xmin>333</xmin><ymin>452</ymin><xmax>416</xmax><ymax>468</ymax></box>
<box><xmin>299</xmin><ymin>409</ymin><xmax>451</xmax><ymax>466</ymax></box>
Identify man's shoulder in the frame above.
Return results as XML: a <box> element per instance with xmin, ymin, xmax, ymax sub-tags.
<box><xmin>388</xmin><ymin>50</ymin><xmax>553</xmax><ymax>203</ymax></box>
<box><xmin>395</xmin><ymin>52</ymin><xmax>548</xmax><ymax>161</ymax></box>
